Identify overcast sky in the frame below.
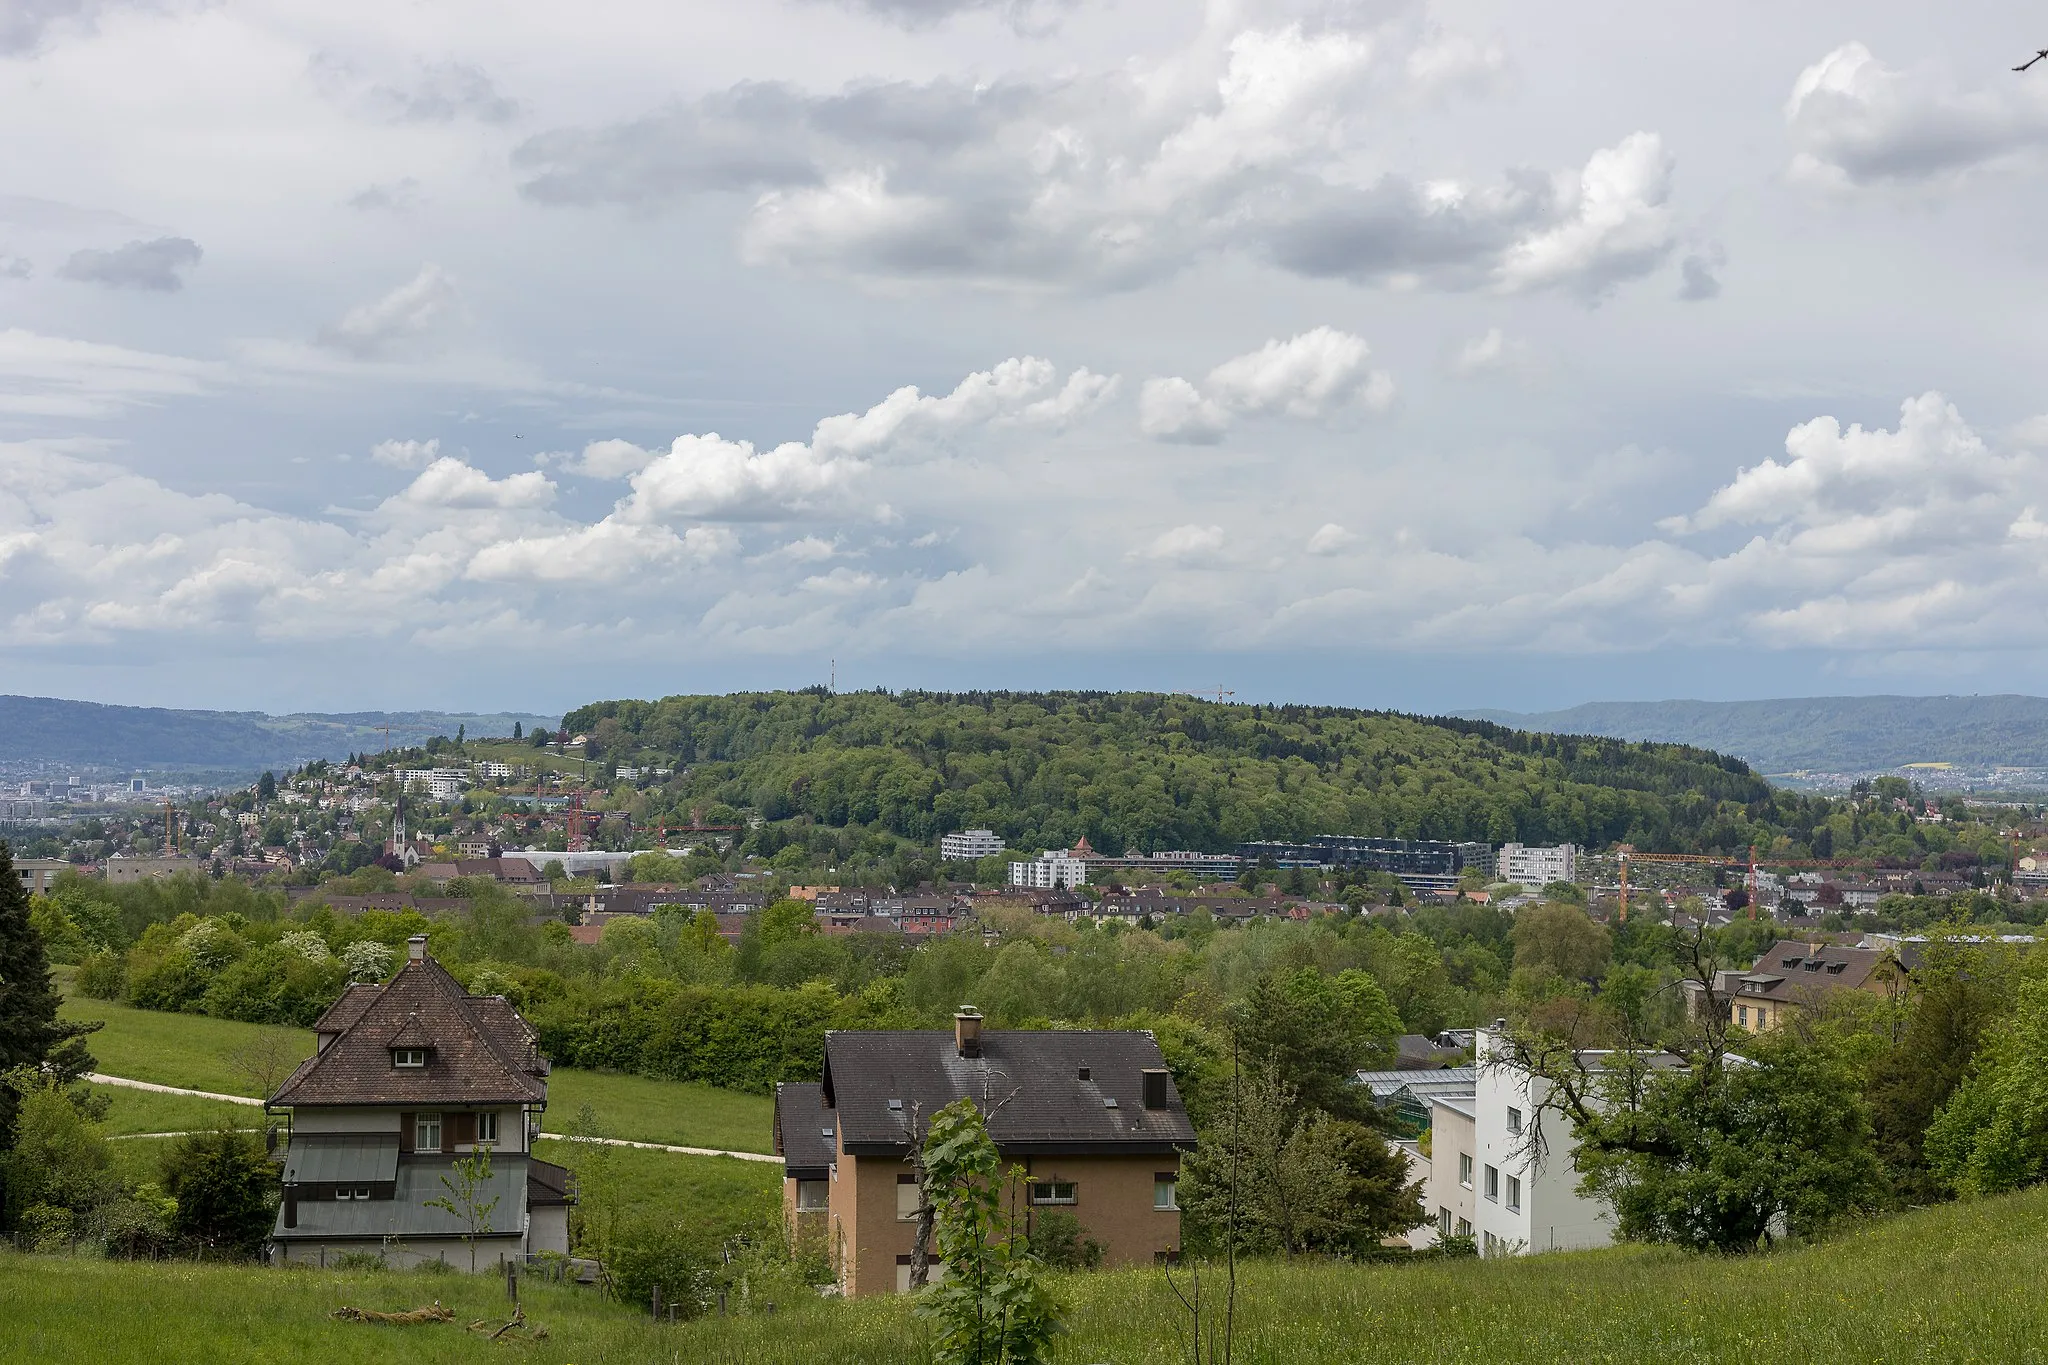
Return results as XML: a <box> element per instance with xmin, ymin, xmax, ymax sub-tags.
<box><xmin>3</xmin><ymin>0</ymin><xmax>2047</xmax><ymax>717</ymax></box>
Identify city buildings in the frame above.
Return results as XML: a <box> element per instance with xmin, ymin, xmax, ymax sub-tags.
<box><xmin>1009</xmin><ymin>848</ymin><xmax>1091</xmax><ymax>889</ymax></box>
<box><xmin>1496</xmin><ymin>843</ymin><xmax>1577</xmax><ymax>887</ymax></box>
<box><xmin>939</xmin><ymin>829</ymin><xmax>1004</xmax><ymax>860</ymax></box>
<box><xmin>1233</xmin><ymin>836</ymin><xmax>1471</xmax><ymax>893</ymax></box>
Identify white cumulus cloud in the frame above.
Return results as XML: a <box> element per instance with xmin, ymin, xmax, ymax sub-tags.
<box><xmin>370</xmin><ymin>437</ymin><xmax>441</xmax><ymax>469</ymax></box>
<box><xmin>1142</xmin><ymin>328</ymin><xmax>1391</xmax><ymax>441</ymax></box>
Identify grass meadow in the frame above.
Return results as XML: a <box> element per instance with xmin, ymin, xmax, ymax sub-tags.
<box><xmin>59</xmin><ymin>994</ymin><xmax>776</xmax><ymax>1152</ymax></box>
<box><xmin>8</xmin><ymin>1184</ymin><xmax>2048</xmax><ymax>1364</ymax></box>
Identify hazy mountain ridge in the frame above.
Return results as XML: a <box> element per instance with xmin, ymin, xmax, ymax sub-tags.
<box><xmin>0</xmin><ymin>695</ymin><xmax>556</xmax><ymax>773</ymax></box>
<box><xmin>1462</xmin><ymin>695</ymin><xmax>2048</xmax><ymax>773</ymax></box>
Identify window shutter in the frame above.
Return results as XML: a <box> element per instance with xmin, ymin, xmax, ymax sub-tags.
<box><xmin>399</xmin><ymin>1113</ymin><xmax>414</xmax><ymax>1153</ymax></box>
<box><xmin>454</xmin><ymin>1113</ymin><xmax>477</xmax><ymax>1146</ymax></box>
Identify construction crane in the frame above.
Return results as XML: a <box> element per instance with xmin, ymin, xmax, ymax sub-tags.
<box><xmin>164</xmin><ymin>798</ymin><xmax>179</xmax><ymax>855</ymax></box>
<box><xmin>1616</xmin><ymin>846</ymin><xmax>1757</xmax><ymax>925</ymax></box>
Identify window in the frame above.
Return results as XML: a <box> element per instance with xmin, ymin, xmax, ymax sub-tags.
<box><xmin>1506</xmin><ymin>1175</ymin><xmax>1521</xmax><ymax>1212</ymax></box>
<box><xmin>1437</xmin><ymin>1207</ymin><xmax>1451</xmax><ymax>1236</ymax></box>
<box><xmin>1029</xmin><ymin>1181</ymin><xmax>1078</xmax><ymax>1206</ymax></box>
<box><xmin>1458</xmin><ymin>1153</ymin><xmax>1473</xmax><ymax>1188</ymax></box>
<box><xmin>1456</xmin><ymin>1217</ymin><xmax>1472</xmax><ymax>1238</ymax></box>
<box><xmin>897</xmin><ymin>1173</ymin><xmax>921</xmax><ymax>1221</ymax></box>
<box><xmin>1154</xmin><ymin>1175</ymin><xmax>1178</xmax><ymax>1211</ymax></box>
<box><xmin>1506</xmin><ymin>1107</ymin><xmax>1522</xmax><ymax>1135</ymax></box>
<box><xmin>1738</xmin><ymin>1006</ymin><xmax>1749</xmax><ymax>1028</ymax></box>
<box><xmin>475</xmin><ymin>1111</ymin><xmax>498</xmax><ymax>1145</ymax></box>
<box><xmin>1484</xmin><ymin>1164</ymin><xmax>1499</xmax><ymax>1201</ymax></box>
<box><xmin>392</xmin><ymin>1048</ymin><xmax>427</xmax><ymax>1068</ymax></box>
<box><xmin>796</xmin><ymin>1180</ymin><xmax>828</xmax><ymax>1212</ymax></box>
<box><xmin>336</xmin><ymin>1185</ymin><xmax>372</xmax><ymax>1201</ymax></box>
<box><xmin>416</xmin><ymin>1113</ymin><xmax>442</xmax><ymax>1153</ymax></box>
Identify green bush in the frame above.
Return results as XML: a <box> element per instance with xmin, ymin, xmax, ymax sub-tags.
<box><xmin>161</xmin><ymin>1128</ymin><xmax>278</xmax><ymax>1258</ymax></box>
<box><xmin>608</xmin><ymin>1219</ymin><xmax>716</xmax><ymax>1316</ymax></box>
<box><xmin>199</xmin><ymin>944</ymin><xmax>346</xmax><ymax>1026</ymax></box>
<box><xmin>74</xmin><ymin>951</ymin><xmax>127</xmax><ymax>1000</ymax></box>
<box><xmin>1026</xmin><ymin>1210</ymin><xmax>1103</xmax><ymax>1270</ymax></box>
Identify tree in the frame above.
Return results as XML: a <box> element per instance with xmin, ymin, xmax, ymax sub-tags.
<box><xmin>1180</xmin><ymin>1066</ymin><xmax>1423</xmax><ymax>1257</ymax></box>
<box><xmin>912</xmin><ymin>1098</ymin><xmax>1062</xmax><ymax>1365</ymax></box>
<box><xmin>1510</xmin><ymin>902</ymin><xmax>1611</xmax><ymax>984</ymax></box>
<box><xmin>161</xmin><ymin>1126</ymin><xmax>277</xmax><ymax>1257</ymax></box>
<box><xmin>1573</xmin><ymin>1029</ymin><xmax>1879</xmax><ymax>1252</ymax></box>
<box><xmin>1227</xmin><ymin>968</ymin><xmax>1398</xmax><ymax>1121</ymax></box>
<box><xmin>1925</xmin><ymin>976</ymin><xmax>2048</xmax><ymax>1198</ymax></box>
<box><xmin>0</xmin><ymin>1068</ymin><xmax>114</xmax><ymax>1232</ymax></box>
<box><xmin>0</xmin><ymin>843</ymin><xmax>98</xmax><ymax>1169</ymax></box>
<box><xmin>425</xmin><ymin>1146</ymin><xmax>502</xmax><ymax>1272</ymax></box>
<box><xmin>757</xmin><ymin>897</ymin><xmax>818</xmax><ymax>947</ymax></box>
<box><xmin>513</xmin><ymin>721</ymin><xmax>523</xmax><ymax>740</ymax></box>
<box><xmin>257</xmin><ymin>772</ymin><xmax>277</xmax><ymax>802</ymax></box>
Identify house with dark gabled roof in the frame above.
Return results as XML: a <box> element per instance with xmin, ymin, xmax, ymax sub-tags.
<box><xmin>774</xmin><ymin>1009</ymin><xmax>1197</xmax><ymax>1296</ymax></box>
<box><xmin>265</xmin><ymin>936</ymin><xmax>574</xmax><ymax>1269</ymax></box>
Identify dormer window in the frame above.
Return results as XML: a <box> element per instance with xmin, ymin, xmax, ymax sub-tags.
<box><xmin>393</xmin><ymin>1048</ymin><xmax>429</xmax><ymax>1068</ymax></box>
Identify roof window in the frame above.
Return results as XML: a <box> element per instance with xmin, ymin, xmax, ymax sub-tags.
<box><xmin>392</xmin><ymin>1047</ymin><xmax>428</xmax><ymax>1068</ymax></box>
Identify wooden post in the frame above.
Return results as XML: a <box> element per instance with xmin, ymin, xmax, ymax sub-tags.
<box><xmin>652</xmin><ymin>1283</ymin><xmax>662</xmax><ymax>1322</ymax></box>
<box><xmin>506</xmin><ymin>1259</ymin><xmax>518</xmax><ymax>1303</ymax></box>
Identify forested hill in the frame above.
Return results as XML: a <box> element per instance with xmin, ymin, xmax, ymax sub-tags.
<box><xmin>1463</xmin><ymin>695</ymin><xmax>2048</xmax><ymax>772</ymax></box>
<box><xmin>0</xmin><ymin>695</ymin><xmax>554</xmax><ymax>773</ymax></box>
<box><xmin>563</xmin><ymin>690</ymin><xmax>1796</xmax><ymax>855</ymax></box>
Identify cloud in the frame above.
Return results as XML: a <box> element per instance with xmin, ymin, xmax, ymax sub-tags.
<box><xmin>1139</xmin><ymin>377</ymin><xmax>1230</xmax><ymax>444</ymax></box>
<box><xmin>516</xmin><ymin>18</ymin><xmax>1677</xmax><ymax>298</ymax></box>
<box><xmin>1678</xmin><ymin>249</ymin><xmax>1722</xmax><ymax>301</ymax></box>
<box><xmin>0</xmin><ymin>254</ymin><xmax>29</xmax><ymax>279</ymax></box>
<box><xmin>1451</xmin><ymin>326</ymin><xmax>1511</xmax><ymax>375</ymax></box>
<box><xmin>828</xmin><ymin>0</ymin><xmax>1071</xmax><ymax>31</ymax></box>
<box><xmin>556</xmin><ymin>438</ymin><xmax>656</xmax><ymax>479</ymax></box>
<box><xmin>349</xmin><ymin>179</ymin><xmax>421</xmax><ymax>212</ymax></box>
<box><xmin>376</xmin><ymin>61</ymin><xmax>521</xmax><ymax>124</ymax></box>
<box><xmin>57</xmin><ymin>236</ymin><xmax>202</xmax><ymax>291</ymax></box>
<box><xmin>1785</xmin><ymin>42</ymin><xmax>2048</xmax><ymax>188</ymax></box>
<box><xmin>317</xmin><ymin>265</ymin><xmax>456</xmax><ymax>358</ymax></box>
<box><xmin>1142</xmin><ymin>328</ymin><xmax>1391</xmax><ymax>441</ymax></box>
<box><xmin>390</xmin><ymin>457</ymin><xmax>554</xmax><ymax>511</ymax></box>
<box><xmin>467</xmin><ymin>521</ymin><xmax>731</xmax><ymax>583</ymax></box>
<box><xmin>1306</xmin><ymin>522</ymin><xmax>1356</xmax><ymax>555</ymax></box>
<box><xmin>0</xmin><ymin>327</ymin><xmax>220</xmax><ymax>418</ymax></box>
<box><xmin>0</xmin><ymin>0</ymin><xmax>129</xmax><ymax>57</ymax></box>
<box><xmin>370</xmin><ymin>437</ymin><xmax>441</xmax><ymax>469</ymax></box>
<box><xmin>1131</xmin><ymin>523</ymin><xmax>1226</xmax><ymax>565</ymax></box>
<box><xmin>1204</xmin><ymin>327</ymin><xmax>1394</xmax><ymax>418</ymax></box>
<box><xmin>1490</xmin><ymin>132</ymin><xmax>1673</xmax><ymax>298</ymax></box>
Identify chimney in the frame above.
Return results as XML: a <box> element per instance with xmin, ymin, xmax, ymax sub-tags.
<box><xmin>954</xmin><ymin>1006</ymin><xmax>983</xmax><ymax>1059</ymax></box>
<box><xmin>408</xmin><ymin>935</ymin><xmax>427</xmax><ymax>963</ymax></box>
<box><xmin>1141</xmin><ymin>1068</ymin><xmax>1170</xmax><ymax>1110</ymax></box>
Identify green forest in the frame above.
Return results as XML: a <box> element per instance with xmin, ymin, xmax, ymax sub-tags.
<box><xmin>554</xmin><ymin>689</ymin><xmax>1791</xmax><ymax>855</ymax></box>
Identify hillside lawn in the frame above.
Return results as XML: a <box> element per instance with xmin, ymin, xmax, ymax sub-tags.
<box><xmin>6</xmin><ymin>1184</ymin><xmax>2048</xmax><ymax>1364</ymax></box>
<box><xmin>58</xmin><ymin>994</ymin><xmax>776</xmax><ymax>1152</ymax></box>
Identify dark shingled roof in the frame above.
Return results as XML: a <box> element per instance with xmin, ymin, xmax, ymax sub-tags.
<box><xmin>774</xmin><ymin>1082</ymin><xmax>836</xmax><ymax>1177</ymax></box>
<box><xmin>823</xmin><ymin>1030</ymin><xmax>1196</xmax><ymax>1157</ymax></box>
<box><xmin>271</xmin><ymin>952</ymin><xmax>548</xmax><ymax>1108</ymax></box>
<box><xmin>312</xmin><ymin>982</ymin><xmax>380</xmax><ymax>1036</ymax></box>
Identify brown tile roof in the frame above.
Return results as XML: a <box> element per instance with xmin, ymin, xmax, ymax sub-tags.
<box><xmin>312</xmin><ymin>983</ymin><xmax>381</xmax><ymax>1036</ymax></box>
<box><xmin>271</xmin><ymin>951</ymin><xmax>548</xmax><ymax>1108</ymax></box>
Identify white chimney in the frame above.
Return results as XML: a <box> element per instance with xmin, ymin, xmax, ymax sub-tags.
<box><xmin>407</xmin><ymin>934</ymin><xmax>427</xmax><ymax>962</ymax></box>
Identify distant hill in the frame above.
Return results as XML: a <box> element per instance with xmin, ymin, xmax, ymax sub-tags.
<box><xmin>1461</xmin><ymin>695</ymin><xmax>2048</xmax><ymax>773</ymax></box>
<box><xmin>0</xmin><ymin>695</ymin><xmax>557</xmax><ymax>775</ymax></box>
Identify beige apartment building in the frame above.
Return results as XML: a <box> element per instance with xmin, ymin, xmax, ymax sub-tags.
<box><xmin>774</xmin><ymin>1011</ymin><xmax>1196</xmax><ymax>1296</ymax></box>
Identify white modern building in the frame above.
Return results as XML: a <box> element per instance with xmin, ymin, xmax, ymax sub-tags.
<box><xmin>1009</xmin><ymin>850</ymin><xmax>1090</xmax><ymax>889</ymax></box>
<box><xmin>1402</xmin><ymin>1025</ymin><xmax>1639</xmax><ymax>1257</ymax></box>
<box><xmin>1496</xmin><ymin>843</ymin><xmax>1577</xmax><ymax>888</ymax></box>
<box><xmin>940</xmin><ymin>829</ymin><xmax>1005</xmax><ymax>860</ymax></box>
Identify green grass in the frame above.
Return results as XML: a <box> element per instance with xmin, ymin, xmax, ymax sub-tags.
<box><xmin>60</xmin><ymin>995</ymin><xmax>776</xmax><ymax>1152</ymax></box>
<box><xmin>98</xmin><ymin>1086</ymin><xmax>262</xmax><ymax>1137</ymax></box>
<box><xmin>9</xmin><ymin>1186</ymin><xmax>2048</xmax><ymax>1362</ymax></box>
<box><xmin>545</xmin><ymin>1069</ymin><xmax>772</xmax><ymax>1153</ymax></box>
<box><xmin>534</xmin><ymin>1138</ymin><xmax>781</xmax><ymax>1243</ymax></box>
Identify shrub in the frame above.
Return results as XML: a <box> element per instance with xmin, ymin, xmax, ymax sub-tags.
<box><xmin>161</xmin><ymin>1128</ymin><xmax>278</xmax><ymax>1258</ymax></box>
<box><xmin>1026</xmin><ymin>1210</ymin><xmax>1103</xmax><ymax>1270</ymax></box>
<box><xmin>199</xmin><ymin>944</ymin><xmax>347</xmax><ymax>1026</ymax></box>
<box><xmin>126</xmin><ymin>948</ymin><xmax>209</xmax><ymax>1013</ymax></box>
<box><xmin>331</xmin><ymin>1250</ymin><xmax>389</xmax><ymax>1270</ymax></box>
<box><xmin>74</xmin><ymin>951</ymin><xmax>127</xmax><ymax>1000</ymax></box>
<box><xmin>609</xmin><ymin>1219</ymin><xmax>717</xmax><ymax>1316</ymax></box>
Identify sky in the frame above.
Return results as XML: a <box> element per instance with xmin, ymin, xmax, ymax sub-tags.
<box><xmin>4</xmin><ymin>0</ymin><xmax>2048</xmax><ymax>719</ymax></box>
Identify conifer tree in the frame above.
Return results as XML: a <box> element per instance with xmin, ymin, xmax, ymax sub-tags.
<box><xmin>0</xmin><ymin>842</ymin><xmax>98</xmax><ymax>1143</ymax></box>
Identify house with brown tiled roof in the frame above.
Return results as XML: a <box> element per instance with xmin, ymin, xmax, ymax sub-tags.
<box><xmin>264</xmin><ymin>936</ymin><xmax>574</xmax><ymax>1269</ymax></box>
<box><xmin>774</xmin><ymin>1009</ymin><xmax>1196</xmax><ymax>1297</ymax></box>
<box><xmin>1682</xmin><ymin>938</ymin><xmax>1917</xmax><ymax>1032</ymax></box>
